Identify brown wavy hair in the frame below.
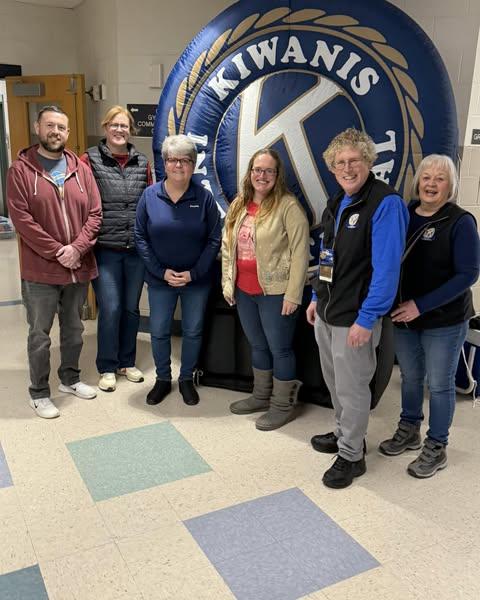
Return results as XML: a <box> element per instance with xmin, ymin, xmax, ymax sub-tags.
<box><xmin>224</xmin><ymin>148</ymin><xmax>290</xmax><ymax>249</ymax></box>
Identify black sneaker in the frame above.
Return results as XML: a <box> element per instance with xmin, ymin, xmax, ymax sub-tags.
<box><xmin>378</xmin><ymin>421</ymin><xmax>422</xmax><ymax>456</ymax></box>
<box><xmin>146</xmin><ymin>380</ymin><xmax>171</xmax><ymax>405</ymax></box>
<box><xmin>179</xmin><ymin>379</ymin><xmax>200</xmax><ymax>405</ymax></box>
<box><xmin>311</xmin><ymin>431</ymin><xmax>338</xmax><ymax>453</ymax></box>
<box><xmin>311</xmin><ymin>432</ymin><xmax>367</xmax><ymax>455</ymax></box>
<box><xmin>407</xmin><ymin>439</ymin><xmax>447</xmax><ymax>479</ymax></box>
<box><xmin>322</xmin><ymin>455</ymin><xmax>366</xmax><ymax>489</ymax></box>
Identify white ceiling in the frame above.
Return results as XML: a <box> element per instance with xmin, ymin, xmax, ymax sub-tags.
<box><xmin>14</xmin><ymin>0</ymin><xmax>84</xmax><ymax>8</ymax></box>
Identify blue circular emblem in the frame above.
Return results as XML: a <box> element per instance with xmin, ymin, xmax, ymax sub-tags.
<box><xmin>153</xmin><ymin>0</ymin><xmax>458</xmax><ymax>265</ymax></box>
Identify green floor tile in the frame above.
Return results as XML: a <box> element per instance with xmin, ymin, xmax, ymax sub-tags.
<box><xmin>67</xmin><ymin>422</ymin><xmax>211</xmax><ymax>501</ymax></box>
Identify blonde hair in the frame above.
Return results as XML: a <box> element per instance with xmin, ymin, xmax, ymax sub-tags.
<box><xmin>101</xmin><ymin>105</ymin><xmax>137</xmax><ymax>136</ymax></box>
<box><xmin>411</xmin><ymin>154</ymin><xmax>458</xmax><ymax>202</ymax></box>
<box><xmin>224</xmin><ymin>149</ymin><xmax>290</xmax><ymax>249</ymax></box>
<box><xmin>323</xmin><ymin>128</ymin><xmax>377</xmax><ymax>170</ymax></box>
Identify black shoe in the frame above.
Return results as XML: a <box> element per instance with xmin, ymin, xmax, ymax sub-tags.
<box><xmin>146</xmin><ymin>380</ymin><xmax>171</xmax><ymax>405</ymax></box>
<box><xmin>311</xmin><ymin>432</ymin><xmax>367</xmax><ymax>455</ymax></box>
<box><xmin>179</xmin><ymin>379</ymin><xmax>199</xmax><ymax>405</ymax></box>
<box><xmin>322</xmin><ymin>455</ymin><xmax>366</xmax><ymax>489</ymax></box>
<box><xmin>311</xmin><ymin>431</ymin><xmax>338</xmax><ymax>453</ymax></box>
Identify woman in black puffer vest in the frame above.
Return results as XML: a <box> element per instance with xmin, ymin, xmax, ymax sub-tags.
<box><xmin>81</xmin><ymin>105</ymin><xmax>152</xmax><ymax>392</ymax></box>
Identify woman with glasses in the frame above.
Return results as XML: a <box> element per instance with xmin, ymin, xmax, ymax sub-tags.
<box><xmin>135</xmin><ymin>134</ymin><xmax>221</xmax><ymax>406</ymax></box>
<box><xmin>222</xmin><ymin>149</ymin><xmax>309</xmax><ymax>430</ymax></box>
<box><xmin>81</xmin><ymin>105</ymin><xmax>152</xmax><ymax>392</ymax></box>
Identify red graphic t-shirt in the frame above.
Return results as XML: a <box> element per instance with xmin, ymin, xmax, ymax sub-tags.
<box><xmin>236</xmin><ymin>201</ymin><xmax>263</xmax><ymax>295</ymax></box>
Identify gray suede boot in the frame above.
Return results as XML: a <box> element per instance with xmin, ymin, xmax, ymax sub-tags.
<box><xmin>230</xmin><ymin>368</ymin><xmax>273</xmax><ymax>414</ymax></box>
<box><xmin>255</xmin><ymin>378</ymin><xmax>301</xmax><ymax>431</ymax></box>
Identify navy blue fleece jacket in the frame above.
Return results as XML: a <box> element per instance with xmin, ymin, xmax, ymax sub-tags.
<box><xmin>135</xmin><ymin>179</ymin><xmax>221</xmax><ymax>286</ymax></box>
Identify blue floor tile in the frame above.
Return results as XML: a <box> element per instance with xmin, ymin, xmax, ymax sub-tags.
<box><xmin>279</xmin><ymin>529</ymin><xmax>379</xmax><ymax>590</ymax></box>
<box><xmin>215</xmin><ymin>543</ymin><xmax>319</xmax><ymax>600</ymax></box>
<box><xmin>66</xmin><ymin>422</ymin><xmax>211</xmax><ymax>501</ymax></box>
<box><xmin>226</xmin><ymin>487</ymin><xmax>334</xmax><ymax>539</ymax></box>
<box><xmin>0</xmin><ymin>442</ymin><xmax>13</xmax><ymax>488</ymax></box>
<box><xmin>184</xmin><ymin>488</ymin><xmax>379</xmax><ymax>600</ymax></box>
<box><xmin>185</xmin><ymin>506</ymin><xmax>276</xmax><ymax>564</ymax></box>
<box><xmin>0</xmin><ymin>565</ymin><xmax>49</xmax><ymax>600</ymax></box>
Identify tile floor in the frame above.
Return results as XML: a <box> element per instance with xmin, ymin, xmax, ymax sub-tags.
<box><xmin>1</xmin><ymin>236</ymin><xmax>479</xmax><ymax>600</ymax></box>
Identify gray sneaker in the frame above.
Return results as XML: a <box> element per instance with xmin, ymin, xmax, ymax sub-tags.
<box><xmin>407</xmin><ymin>439</ymin><xmax>447</xmax><ymax>479</ymax></box>
<box><xmin>378</xmin><ymin>421</ymin><xmax>422</xmax><ymax>456</ymax></box>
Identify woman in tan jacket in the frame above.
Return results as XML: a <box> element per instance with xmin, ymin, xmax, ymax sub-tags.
<box><xmin>222</xmin><ymin>148</ymin><xmax>309</xmax><ymax>430</ymax></box>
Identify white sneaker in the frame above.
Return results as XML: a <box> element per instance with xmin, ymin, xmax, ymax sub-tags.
<box><xmin>29</xmin><ymin>397</ymin><xmax>60</xmax><ymax>419</ymax></box>
<box><xmin>117</xmin><ymin>366</ymin><xmax>144</xmax><ymax>383</ymax></box>
<box><xmin>59</xmin><ymin>382</ymin><xmax>97</xmax><ymax>399</ymax></box>
<box><xmin>98</xmin><ymin>372</ymin><xmax>116</xmax><ymax>392</ymax></box>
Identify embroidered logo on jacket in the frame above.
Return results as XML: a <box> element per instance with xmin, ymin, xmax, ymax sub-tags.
<box><xmin>421</xmin><ymin>227</ymin><xmax>436</xmax><ymax>241</ymax></box>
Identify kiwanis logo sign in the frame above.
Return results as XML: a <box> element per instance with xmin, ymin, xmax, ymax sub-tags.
<box><xmin>153</xmin><ymin>0</ymin><xmax>457</xmax><ymax>260</ymax></box>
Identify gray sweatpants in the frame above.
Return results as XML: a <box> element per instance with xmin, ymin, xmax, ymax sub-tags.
<box><xmin>314</xmin><ymin>316</ymin><xmax>382</xmax><ymax>461</ymax></box>
<box><xmin>21</xmin><ymin>280</ymin><xmax>88</xmax><ymax>400</ymax></box>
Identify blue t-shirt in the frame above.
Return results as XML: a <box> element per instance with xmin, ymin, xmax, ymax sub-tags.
<box><xmin>37</xmin><ymin>153</ymin><xmax>66</xmax><ymax>187</ymax></box>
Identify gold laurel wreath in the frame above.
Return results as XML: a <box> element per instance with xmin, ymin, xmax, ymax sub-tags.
<box><xmin>168</xmin><ymin>7</ymin><xmax>424</xmax><ymax>197</ymax></box>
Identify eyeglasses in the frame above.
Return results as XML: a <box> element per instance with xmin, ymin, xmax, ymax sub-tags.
<box><xmin>165</xmin><ymin>157</ymin><xmax>194</xmax><ymax>166</ymax></box>
<box><xmin>332</xmin><ymin>159</ymin><xmax>364</xmax><ymax>170</ymax></box>
<box><xmin>251</xmin><ymin>167</ymin><xmax>277</xmax><ymax>177</ymax></box>
<box><xmin>108</xmin><ymin>123</ymin><xmax>130</xmax><ymax>131</ymax></box>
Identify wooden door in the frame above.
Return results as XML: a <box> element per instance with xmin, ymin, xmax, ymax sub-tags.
<box><xmin>5</xmin><ymin>74</ymin><xmax>87</xmax><ymax>159</ymax></box>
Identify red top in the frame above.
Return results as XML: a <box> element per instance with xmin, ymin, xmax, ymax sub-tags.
<box><xmin>80</xmin><ymin>152</ymin><xmax>153</xmax><ymax>185</ymax></box>
<box><xmin>236</xmin><ymin>201</ymin><xmax>263</xmax><ymax>295</ymax></box>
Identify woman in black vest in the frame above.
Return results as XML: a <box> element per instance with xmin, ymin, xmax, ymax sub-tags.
<box><xmin>81</xmin><ymin>106</ymin><xmax>152</xmax><ymax>392</ymax></box>
<box><xmin>379</xmin><ymin>154</ymin><xmax>479</xmax><ymax>478</ymax></box>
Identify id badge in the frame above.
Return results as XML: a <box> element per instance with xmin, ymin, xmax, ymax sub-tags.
<box><xmin>319</xmin><ymin>249</ymin><xmax>334</xmax><ymax>283</ymax></box>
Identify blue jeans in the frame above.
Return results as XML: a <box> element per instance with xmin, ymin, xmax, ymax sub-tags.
<box><xmin>148</xmin><ymin>283</ymin><xmax>211</xmax><ymax>381</ymax></box>
<box><xmin>394</xmin><ymin>321</ymin><xmax>469</xmax><ymax>445</ymax></box>
<box><xmin>235</xmin><ymin>288</ymin><xmax>298</xmax><ymax>380</ymax></box>
<box><xmin>92</xmin><ymin>247</ymin><xmax>145</xmax><ymax>373</ymax></box>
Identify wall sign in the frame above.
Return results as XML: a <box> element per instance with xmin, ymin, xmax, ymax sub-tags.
<box><xmin>153</xmin><ymin>0</ymin><xmax>458</xmax><ymax>267</ymax></box>
<box><xmin>127</xmin><ymin>104</ymin><xmax>157</xmax><ymax>137</ymax></box>
<box><xmin>472</xmin><ymin>129</ymin><xmax>480</xmax><ymax>145</ymax></box>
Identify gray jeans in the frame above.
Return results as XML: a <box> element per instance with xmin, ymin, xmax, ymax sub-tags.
<box><xmin>314</xmin><ymin>316</ymin><xmax>382</xmax><ymax>461</ymax></box>
<box><xmin>21</xmin><ymin>280</ymin><xmax>88</xmax><ymax>400</ymax></box>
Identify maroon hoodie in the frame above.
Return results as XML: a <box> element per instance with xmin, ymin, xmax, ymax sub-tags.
<box><xmin>7</xmin><ymin>145</ymin><xmax>102</xmax><ymax>284</ymax></box>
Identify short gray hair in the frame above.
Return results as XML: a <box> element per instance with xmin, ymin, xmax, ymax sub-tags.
<box><xmin>161</xmin><ymin>134</ymin><xmax>197</xmax><ymax>163</ymax></box>
<box><xmin>323</xmin><ymin>128</ymin><xmax>377</xmax><ymax>170</ymax></box>
<box><xmin>411</xmin><ymin>154</ymin><xmax>458</xmax><ymax>202</ymax></box>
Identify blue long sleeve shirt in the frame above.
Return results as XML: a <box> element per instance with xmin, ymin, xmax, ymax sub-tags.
<box><xmin>135</xmin><ymin>179</ymin><xmax>221</xmax><ymax>286</ymax></box>
<box><xmin>312</xmin><ymin>193</ymin><xmax>409</xmax><ymax>329</ymax></box>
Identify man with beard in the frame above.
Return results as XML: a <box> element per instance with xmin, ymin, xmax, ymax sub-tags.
<box><xmin>7</xmin><ymin>106</ymin><xmax>102</xmax><ymax>418</ymax></box>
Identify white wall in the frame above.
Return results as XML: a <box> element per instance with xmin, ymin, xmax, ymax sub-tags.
<box><xmin>461</xmin><ymin>27</ymin><xmax>480</xmax><ymax>308</ymax></box>
<box><xmin>75</xmin><ymin>0</ymin><xmax>118</xmax><ymax>137</ymax></box>
<box><xmin>0</xmin><ymin>0</ymin><xmax>78</xmax><ymax>74</ymax></box>
<box><xmin>75</xmin><ymin>0</ymin><xmax>232</xmax><ymax>140</ymax></box>
<box><xmin>388</xmin><ymin>0</ymin><xmax>480</xmax><ymax>145</ymax></box>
